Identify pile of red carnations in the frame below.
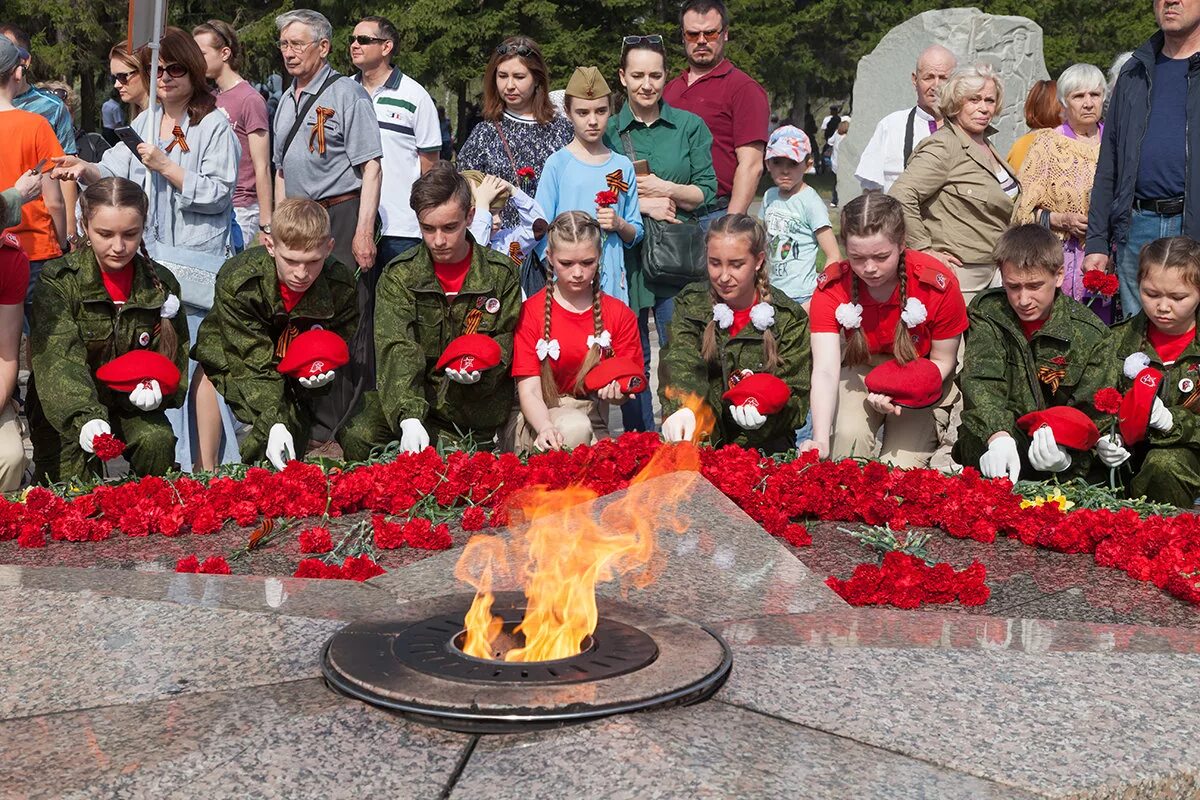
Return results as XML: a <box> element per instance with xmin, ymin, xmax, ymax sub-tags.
<box><xmin>2</xmin><ymin>433</ymin><xmax>1198</xmax><ymax>609</ymax></box>
<box><xmin>826</xmin><ymin>553</ymin><xmax>990</xmax><ymax>608</ymax></box>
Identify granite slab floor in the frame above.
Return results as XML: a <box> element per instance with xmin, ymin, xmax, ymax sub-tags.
<box><xmin>2</xmin><ymin>475</ymin><xmax>1199</xmax><ymax>798</ymax></box>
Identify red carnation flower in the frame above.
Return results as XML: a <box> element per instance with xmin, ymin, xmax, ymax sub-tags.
<box><xmin>461</xmin><ymin>505</ymin><xmax>489</xmax><ymax>532</ymax></box>
<box><xmin>299</xmin><ymin>526</ymin><xmax>333</xmax><ymax>553</ymax></box>
<box><xmin>373</xmin><ymin>514</ymin><xmax>407</xmax><ymax>549</ymax></box>
<box><xmin>294</xmin><ymin>558</ymin><xmax>344</xmax><ymax>580</ymax></box>
<box><xmin>780</xmin><ymin>523</ymin><xmax>812</xmax><ymax>547</ymax></box>
<box><xmin>198</xmin><ymin>556</ymin><xmax>231</xmax><ymax>575</ymax></box>
<box><xmin>175</xmin><ymin>554</ymin><xmax>200</xmax><ymax>573</ymax></box>
<box><xmin>595</xmin><ymin>190</ymin><xmax>619</xmax><ymax>207</ymax></box>
<box><xmin>516</xmin><ymin>166</ymin><xmax>536</xmax><ymax>180</ymax></box>
<box><xmin>340</xmin><ymin>554</ymin><xmax>385</xmax><ymax>582</ymax></box>
<box><xmin>92</xmin><ymin>433</ymin><xmax>126</xmax><ymax>462</ymax></box>
<box><xmin>405</xmin><ymin>518</ymin><xmax>452</xmax><ymax>550</ymax></box>
<box><xmin>1093</xmin><ymin>387</ymin><xmax>1123</xmax><ymax>415</ymax></box>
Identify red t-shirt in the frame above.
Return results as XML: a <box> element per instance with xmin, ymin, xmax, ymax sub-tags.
<box><xmin>809</xmin><ymin>250</ymin><xmax>968</xmax><ymax>356</ymax></box>
<box><xmin>100</xmin><ymin>263</ymin><xmax>134</xmax><ymax>303</ymax></box>
<box><xmin>730</xmin><ymin>303</ymin><xmax>754</xmax><ymax>338</ymax></box>
<box><xmin>512</xmin><ymin>289</ymin><xmax>643</xmax><ymax>396</ymax></box>
<box><xmin>435</xmin><ymin>247</ymin><xmax>473</xmax><ymax>297</ymax></box>
<box><xmin>1148</xmin><ymin>323</ymin><xmax>1196</xmax><ymax>365</ymax></box>
<box><xmin>0</xmin><ymin>233</ymin><xmax>31</xmax><ymax>305</ymax></box>
<box><xmin>1020</xmin><ymin>318</ymin><xmax>1046</xmax><ymax>340</ymax></box>
<box><xmin>662</xmin><ymin>60</ymin><xmax>769</xmax><ymax>199</ymax></box>
<box><xmin>279</xmin><ymin>282</ymin><xmax>305</xmax><ymax>312</ymax></box>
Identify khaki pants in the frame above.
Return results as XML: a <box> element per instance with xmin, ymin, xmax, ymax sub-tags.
<box><xmin>503</xmin><ymin>395</ymin><xmax>609</xmax><ymax>455</ymax></box>
<box><xmin>956</xmin><ymin>262</ymin><xmax>1001</xmax><ymax>306</ymax></box>
<box><xmin>831</xmin><ymin>354</ymin><xmax>941</xmax><ymax>469</ymax></box>
<box><xmin>0</xmin><ymin>401</ymin><xmax>25</xmax><ymax>491</ymax></box>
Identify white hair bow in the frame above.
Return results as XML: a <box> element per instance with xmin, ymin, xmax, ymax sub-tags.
<box><xmin>900</xmin><ymin>297</ymin><xmax>928</xmax><ymax>328</ymax></box>
<box><xmin>586</xmin><ymin>330</ymin><xmax>612</xmax><ymax>350</ymax></box>
<box><xmin>160</xmin><ymin>293</ymin><xmax>181</xmax><ymax>319</ymax></box>
<box><xmin>749</xmin><ymin>302</ymin><xmax>775</xmax><ymax>331</ymax></box>
<box><xmin>835</xmin><ymin>302</ymin><xmax>864</xmax><ymax>329</ymax></box>
<box><xmin>712</xmin><ymin>303</ymin><xmax>734</xmax><ymax>329</ymax></box>
<box><xmin>536</xmin><ymin>338</ymin><xmax>561</xmax><ymax>361</ymax></box>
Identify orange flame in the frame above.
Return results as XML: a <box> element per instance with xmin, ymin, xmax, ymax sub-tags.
<box><xmin>454</xmin><ymin>442</ymin><xmax>701</xmax><ymax>662</ymax></box>
<box><xmin>663</xmin><ymin>388</ymin><xmax>717</xmax><ymax>444</ymax></box>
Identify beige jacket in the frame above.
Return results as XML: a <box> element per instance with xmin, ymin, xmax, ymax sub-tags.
<box><xmin>889</xmin><ymin>121</ymin><xmax>1020</xmax><ymax>266</ymax></box>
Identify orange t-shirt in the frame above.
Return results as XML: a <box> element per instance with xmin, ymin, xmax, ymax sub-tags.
<box><xmin>0</xmin><ymin>109</ymin><xmax>65</xmax><ymax>261</ymax></box>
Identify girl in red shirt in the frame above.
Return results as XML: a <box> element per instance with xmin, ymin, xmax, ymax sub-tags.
<box><xmin>508</xmin><ymin>211</ymin><xmax>642</xmax><ymax>452</ymax></box>
<box><xmin>802</xmin><ymin>192</ymin><xmax>967</xmax><ymax>467</ymax></box>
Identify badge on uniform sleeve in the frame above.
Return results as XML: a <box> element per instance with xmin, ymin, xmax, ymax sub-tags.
<box><xmin>138</xmin><ymin>331</ymin><xmax>151</xmax><ymax>347</ymax></box>
<box><xmin>485</xmin><ymin>297</ymin><xmax>500</xmax><ymax>314</ymax></box>
<box><xmin>475</xmin><ymin>296</ymin><xmax>484</xmax><ymax>309</ymax></box>
<box><xmin>935</xmin><ymin>273</ymin><xmax>947</xmax><ymax>289</ymax></box>
<box><xmin>1181</xmin><ymin>378</ymin><xmax>1195</xmax><ymax>394</ymax></box>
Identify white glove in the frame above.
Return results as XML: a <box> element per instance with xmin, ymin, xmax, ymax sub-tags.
<box><xmin>729</xmin><ymin>403</ymin><xmax>767</xmax><ymax>430</ymax></box>
<box><xmin>298</xmin><ymin>370</ymin><xmax>335</xmax><ymax>389</ymax></box>
<box><xmin>661</xmin><ymin>408</ymin><xmax>696</xmax><ymax>443</ymax></box>
<box><xmin>1149</xmin><ymin>396</ymin><xmax>1174</xmax><ymax>432</ymax></box>
<box><xmin>399</xmin><ymin>418</ymin><xmax>430</xmax><ymax>453</ymax></box>
<box><xmin>979</xmin><ymin>434</ymin><xmax>1021</xmax><ymax>483</ymax></box>
<box><xmin>1027</xmin><ymin>425</ymin><xmax>1072</xmax><ymax>473</ymax></box>
<box><xmin>1096</xmin><ymin>433</ymin><xmax>1132</xmax><ymax>468</ymax></box>
<box><xmin>266</xmin><ymin>423</ymin><xmax>296</xmax><ymax>470</ymax></box>
<box><xmin>445</xmin><ymin>367</ymin><xmax>482</xmax><ymax>385</ymax></box>
<box><xmin>78</xmin><ymin>418</ymin><xmax>112</xmax><ymax>453</ymax></box>
<box><xmin>128</xmin><ymin>379</ymin><xmax>163</xmax><ymax>411</ymax></box>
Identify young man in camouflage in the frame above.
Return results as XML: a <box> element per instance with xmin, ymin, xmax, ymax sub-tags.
<box><xmin>955</xmin><ymin>224</ymin><xmax>1115</xmax><ymax>483</ymax></box>
<box><xmin>340</xmin><ymin>163</ymin><xmax>520</xmax><ymax>454</ymax></box>
<box><xmin>193</xmin><ymin>198</ymin><xmax>359</xmax><ymax>469</ymax></box>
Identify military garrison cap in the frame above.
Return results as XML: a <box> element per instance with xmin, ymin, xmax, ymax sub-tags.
<box><xmin>565</xmin><ymin>66</ymin><xmax>611</xmax><ymax>100</ymax></box>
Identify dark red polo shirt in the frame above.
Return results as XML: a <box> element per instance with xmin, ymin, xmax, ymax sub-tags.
<box><xmin>663</xmin><ymin>59</ymin><xmax>770</xmax><ymax>199</ymax></box>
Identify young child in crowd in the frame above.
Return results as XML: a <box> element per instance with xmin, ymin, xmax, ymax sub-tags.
<box><xmin>194</xmin><ymin>198</ymin><xmax>359</xmax><ymax>469</ymax></box>
<box><xmin>465</xmin><ymin>170</ymin><xmax>547</xmax><ymax>273</ymax></box>
<box><xmin>802</xmin><ymin>192</ymin><xmax>965</xmax><ymax>468</ymax></box>
<box><xmin>760</xmin><ymin>125</ymin><xmax>841</xmax><ymax>311</ymax></box>
<box><xmin>535</xmin><ymin>66</ymin><xmax>642</xmax><ymax>304</ymax></box>
<box><xmin>956</xmin><ymin>224</ymin><xmax>1113</xmax><ymax>483</ymax></box>
<box><xmin>1100</xmin><ymin>237</ymin><xmax>1200</xmax><ymax>507</ymax></box>
<box><xmin>507</xmin><ymin>211</ymin><xmax>642</xmax><ymax>452</ymax></box>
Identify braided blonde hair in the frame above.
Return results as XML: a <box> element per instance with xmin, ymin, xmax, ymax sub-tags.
<box><xmin>541</xmin><ymin>211</ymin><xmax>604</xmax><ymax>404</ymax></box>
<box><xmin>700</xmin><ymin>214</ymin><xmax>781</xmax><ymax>371</ymax></box>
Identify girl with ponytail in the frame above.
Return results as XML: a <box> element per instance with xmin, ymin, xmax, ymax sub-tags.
<box><xmin>801</xmin><ymin>192</ymin><xmax>967</xmax><ymax>468</ymax></box>
<box><xmin>506</xmin><ymin>211</ymin><xmax>643</xmax><ymax>452</ymax></box>
<box><xmin>658</xmin><ymin>214</ymin><xmax>811</xmax><ymax>454</ymax></box>
<box><xmin>28</xmin><ymin>177</ymin><xmax>190</xmax><ymax>482</ymax></box>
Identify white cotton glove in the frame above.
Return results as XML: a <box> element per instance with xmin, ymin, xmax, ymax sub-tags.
<box><xmin>298</xmin><ymin>370</ymin><xmax>335</xmax><ymax>390</ymax></box>
<box><xmin>128</xmin><ymin>379</ymin><xmax>163</xmax><ymax>412</ymax></box>
<box><xmin>445</xmin><ymin>367</ymin><xmax>482</xmax><ymax>385</ymax></box>
<box><xmin>661</xmin><ymin>408</ymin><xmax>696</xmax><ymax>443</ymax></box>
<box><xmin>399</xmin><ymin>418</ymin><xmax>430</xmax><ymax>453</ymax></box>
<box><xmin>1149</xmin><ymin>396</ymin><xmax>1174</xmax><ymax>433</ymax></box>
<box><xmin>1027</xmin><ymin>426</ymin><xmax>1072</xmax><ymax>473</ymax></box>
<box><xmin>266</xmin><ymin>423</ymin><xmax>296</xmax><ymax>470</ymax></box>
<box><xmin>979</xmin><ymin>434</ymin><xmax>1021</xmax><ymax>483</ymax></box>
<box><xmin>729</xmin><ymin>403</ymin><xmax>767</xmax><ymax>430</ymax></box>
<box><xmin>78</xmin><ymin>418</ymin><xmax>112</xmax><ymax>453</ymax></box>
<box><xmin>1096</xmin><ymin>433</ymin><xmax>1132</xmax><ymax>468</ymax></box>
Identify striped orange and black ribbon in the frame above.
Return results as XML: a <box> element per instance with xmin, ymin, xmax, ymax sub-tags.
<box><xmin>275</xmin><ymin>324</ymin><xmax>300</xmax><ymax>360</ymax></box>
<box><xmin>463</xmin><ymin>308</ymin><xmax>483</xmax><ymax>335</ymax></box>
<box><xmin>605</xmin><ymin>169</ymin><xmax>629</xmax><ymax>194</ymax></box>
<box><xmin>508</xmin><ymin>242</ymin><xmax>524</xmax><ymax>266</ymax></box>
<box><xmin>164</xmin><ymin>125</ymin><xmax>189</xmax><ymax>154</ymax></box>
<box><xmin>309</xmin><ymin>107</ymin><xmax>336</xmax><ymax>155</ymax></box>
<box><xmin>1036</xmin><ymin>365</ymin><xmax>1066</xmax><ymax>394</ymax></box>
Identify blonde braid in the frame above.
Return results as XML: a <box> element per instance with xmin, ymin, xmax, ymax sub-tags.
<box><xmin>843</xmin><ymin>274</ymin><xmax>870</xmax><ymax>367</ymax></box>
<box><xmin>573</xmin><ymin>273</ymin><xmax>605</xmax><ymax>394</ymax></box>
<box><xmin>891</xmin><ymin>252</ymin><xmax>918</xmax><ymax>364</ymax></box>
<box><xmin>539</xmin><ymin>270</ymin><xmax>560</xmax><ymax>407</ymax></box>
<box><xmin>700</xmin><ymin>284</ymin><xmax>721</xmax><ymax>365</ymax></box>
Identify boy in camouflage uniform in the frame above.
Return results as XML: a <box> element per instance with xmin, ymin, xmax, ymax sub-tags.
<box><xmin>340</xmin><ymin>163</ymin><xmax>520</xmax><ymax>455</ymax></box>
<box><xmin>193</xmin><ymin>199</ymin><xmax>358</xmax><ymax>468</ymax></box>
<box><xmin>955</xmin><ymin>225</ymin><xmax>1114</xmax><ymax>483</ymax></box>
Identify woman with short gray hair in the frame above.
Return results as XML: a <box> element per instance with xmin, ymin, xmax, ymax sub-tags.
<box><xmin>1013</xmin><ymin>63</ymin><xmax>1107</xmax><ymax>313</ymax></box>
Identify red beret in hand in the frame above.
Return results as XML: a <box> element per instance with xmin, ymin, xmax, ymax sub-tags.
<box><xmin>583</xmin><ymin>356</ymin><xmax>647</xmax><ymax>394</ymax></box>
<box><xmin>1017</xmin><ymin>406</ymin><xmax>1101</xmax><ymax>451</ymax></box>
<box><xmin>1118</xmin><ymin>367</ymin><xmax>1163</xmax><ymax>445</ymax></box>
<box><xmin>435</xmin><ymin>333</ymin><xmax>502</xmax><ymax>373</ymax></box>
<box><xmin>722</xmin><ymin>373</ymin><xmax>791</xmax><ymax>415</ymax></box>
<box><xmin>276</xmin><ymin>329</ymin><xmax>350</xmax><ymax>379</ymax></box>
<box><xmin>96</xmin><ymin>350</ymin><xmax>181</xmax><ymax>395</ymax></box>
<box><xmin>864</xmin><ymin>358</ymin><xmax>944</xmax><ymax>409</ymax></box>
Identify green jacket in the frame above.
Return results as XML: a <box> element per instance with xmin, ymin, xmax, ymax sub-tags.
<box><xmin>659</xmin><ymin>284</ymin><xmax>811</xmax><ymax>452</ymax></box>
<box><xmin>1110</xmin><ymin>312</ymin><xmax>1200</xmax><ymax>453</ymax></box>
<box><xmin>374</xmin><ymin>240</ymin><xmax>520</xmax><ymax>435</ymax></box>
<box><xmin>955</xmin><ymin>289</ymin><xmax>1114</xmax><ymax>478</ymax></box>
<box><xmin>29</xmin><ymin>247</ymin><xmax>189</xmax><ymax>438</ymax></box>
<box><xmin>192</xmin><ymin>246</ymin><xmax>358</xmax><ymax>436</ymax></box>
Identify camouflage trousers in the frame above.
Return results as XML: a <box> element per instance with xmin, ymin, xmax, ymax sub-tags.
<box><xmin>1128</xmin><ymin>446</ymin><xmax>1200</xmax><ymax>509</ymax></box>
<box><xmin>338</xmin><ymin>391</ymin><xmax>500</xmax><ymax>462</ymax></box>
<box><xmin>29</xmin><ymin>396</ymin><xmax>176</xmax><ymax>483</ymax></box>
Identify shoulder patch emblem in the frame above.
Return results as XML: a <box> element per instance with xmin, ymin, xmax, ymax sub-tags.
<box><xmin>1</xmin><ymin>232</ymin><xmax>19</xmax><ymax>249</ymax></box>
<box><xmin>935</xmin><ymin>272</ymin><xmax>947</xmax><ymax>289</ymax></box>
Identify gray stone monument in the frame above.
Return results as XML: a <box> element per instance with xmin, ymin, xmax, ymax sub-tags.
<box><xmin>836</xmin><ymin>7</ymin><xmax>1050</xmax><ymax>206</ymax></box>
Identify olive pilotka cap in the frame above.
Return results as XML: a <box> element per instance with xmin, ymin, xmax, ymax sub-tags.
<box><xmin>564</xmin><ymin>66</ymin><xmax>611</xmax><ymax>99</ymax></box>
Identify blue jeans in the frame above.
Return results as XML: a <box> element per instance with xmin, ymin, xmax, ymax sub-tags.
<box><xmin>376</xmin><ymin>235</ymin><xmax>421</xmax><ymax>269</ymax></box>
<box><xmin>1116</xmin><ymin>208</ymin><xmax>1183</xmax><ymax>317</ymax></box>
<box><xmin>621</xmin><ymin>296</ymin><xmax>674</xmax><ymax>432</ymax></box>
<box><xmin>698</xmin><ymin>207</ymin><xmax>728</xmax><ymax>233</ymax></box>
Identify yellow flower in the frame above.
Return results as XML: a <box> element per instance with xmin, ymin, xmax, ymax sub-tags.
<box><xmin>1019</xmin><ymin>493</ymin><xmax>1074</xmax><ymax>511</ymax></box>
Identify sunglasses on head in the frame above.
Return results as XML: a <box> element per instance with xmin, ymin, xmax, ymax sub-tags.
<box><xmin>622</xmin><ymin>35</ymin><xmax>663</xmax><ymax>46</ymax></box>
<box><xmin>495</xmin><ymin>42</ymin><xmax>534</xmax><ymax>57</ymax></box>
<box><xmin>350</xmin><ymin>34</ymin><xmax>388</xmax><ymax>46</ymax></box>
<box><xmin>683</xmin><ymin>27</ymin><xmax>724</xmax><ymax>44</ymax></box>
<box><xmin>155</xmin><ymin>63</ymin><xmax>189</xmax><ymax>79</ymax></box>
<box><xmin>112</xmin><ymin>70</ymin><xmax>137</xmax><ymax>85</ymax></box>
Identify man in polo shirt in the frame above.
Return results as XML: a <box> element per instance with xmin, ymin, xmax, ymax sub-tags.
<box><xmin>349</xmin><ymin>15</ymin><xmax>441</xmax><ymax>268</ymax></box>
<box><xmin>854</xmin><ymin>44</ymin><xmax>957</xmax><ymax>193</ymax></box>
<box><xmin>662</xmin><ymin>0</ymin><xmax>769</xmax><ymax>227</ymax></box>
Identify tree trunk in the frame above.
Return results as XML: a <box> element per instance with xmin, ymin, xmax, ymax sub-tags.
<box><xmin>455</xmin><ymin>81</ymin><xmax>469</xmax><ymax>150</ymax></box>
<box><xmin>80</xmin><ymin>69</ymin><xmax>96</xmax><ymax>133</ymax></box>
<box><xmin>790</xmin><ymin>78</ymin><xmax>808</xmax><ymax>130</ymax></box>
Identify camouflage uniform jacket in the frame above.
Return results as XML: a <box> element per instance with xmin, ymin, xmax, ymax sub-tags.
<box><xmin>29</xmin><ymin>247</ymin><xmax>189</xmax><ymax>437</ymax></box>
<box><xmin>192</xmin><ymin>247</ymin><xmax>358</xmax><ymax>435</ymax></box>
<box><xmin>374</xmin><ymin>240</ymin><xmax>520</xmax><ymax>434</ymax></box>
<box><xmin>1110</xmin><ymin>312</ymin><xmax>1200</xmax><ymax>453</ymax></box>
<box><xmin>659</xmin><ymin>284</ymin><xmax>811</xmax><ymax>450</ymax></box>
<box><xmin>956</xmin><ymin>289</ymin><xmax>1114</xmax><ymax>478</ymax></box>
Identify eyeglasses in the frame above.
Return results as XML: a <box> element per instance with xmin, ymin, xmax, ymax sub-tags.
<box><xmin>495</xmin><ymin>42</ymin><xmax>534</xmax><ymax>57</ymax></box>
<box><xmin>278</xmin><ymin>39</ymin><xmax>317</xmax><ymax>54</ymax></box>
<box><xmin>350</xmin><ymin>35</ymin><xmax>388</xmax><ymax>46</ymax></box>
<box><xmin>683</xmin><ymin>28</ymin><xmax>724</xmax><ymax>44</ymax></box>
<box><xmin>51</xmin><ymin>89</ymin><xmax>68</xmax><ymax>102</ymax></box>
<box><xmin>622</xmin><ymin>35</ymin><xmax>663</xmax><ymax>46</ymax></box>
<box><xmin>155</xmin><ymin>63</ymin><xmax>189</xmax><ymax>79</ymax></box>
<box><xmin>112</xmin><ymin>70</ymin><xmax>137</xmax><ymax>85</ymax></box>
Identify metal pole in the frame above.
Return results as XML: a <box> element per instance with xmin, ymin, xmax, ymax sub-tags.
<box><xmin>142</xmin><ymin>0</ymin><xmax>165</xmax><ymax>232</ymax></box>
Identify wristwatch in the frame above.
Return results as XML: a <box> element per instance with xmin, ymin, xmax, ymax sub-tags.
<box><xmin>258</xmin><ymin>223</ymin><xmax>272</xmax><ymax>235</ymax></box>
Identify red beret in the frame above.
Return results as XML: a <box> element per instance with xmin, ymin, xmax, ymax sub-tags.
<box><xmin>863</xmin><ymin>358</ymin><xmax>944</xmax><ymax>408</ymax></box>
<box><xmin>435</xmin><ymin>333</ymin><xmax>502</xmax><ymax>372</ymax></box>
<box><xmin>1017</xmin><ymin>406</ymin><xmax>1100</xmax><ymax>451</ymax></box>
<box><xmin>96</xmin><ymin>350</ymin><xmax>181</xmax><ymax>395</ymax></box>
<box><xmin>276</xmin><ymin>329</ymin><xmax>350</xmax><ymax>379</ymax></box>
<box><xmin>1119</xmin><ymin>367</ymin><xmax>1163</xmax><ymax>445</ymax></box>
<box><xmin>722</xmin><ymin>373</ymin><xmax>791</xmax><ymax>415</ymax></box>
<box><xmin>583</xmin><ymin>356</ymin><xmax>646</xmax><ymax>394</ymax></box>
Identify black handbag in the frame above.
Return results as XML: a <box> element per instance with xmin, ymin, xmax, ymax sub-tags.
<box><xmin>619</xmin><ymin>132</ymin><xmax>707</xmax><ymax>289</ymax></box>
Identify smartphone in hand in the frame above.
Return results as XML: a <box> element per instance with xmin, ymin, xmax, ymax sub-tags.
<box><xmin>114</xmin><ymin>126</ymin><xmax>145</xmax><ymax>153</ymax></box>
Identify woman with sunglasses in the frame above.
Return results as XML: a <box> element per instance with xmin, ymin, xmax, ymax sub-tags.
<box><xmin>458</xmin><ymin>36</ymin><xmax>572</xmax><ymax>231</ymax></box>
<box><xmin>604</xmin><ymin>34</ymin><xmax>717</xmax><ymax>432</ymax></box>
<box><xmin>109</xmin><ymin>43</ymin><xmax>149</xmax><ymax>118</ymax></box>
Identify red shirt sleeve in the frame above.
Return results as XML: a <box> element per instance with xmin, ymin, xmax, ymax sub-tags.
<box><xmin>245</xmin><ymin>91</ymin><xmax>270</xmax><ymax>134</ymax></box>
<box><xmin>730</xmin><ymin>74</ymin><xmax>769</xmax><ymax>148</ymax></box>
<box><xmin>606</xmin><ymin>297</ymin><xmax>644</xmax><ymax>366</ymax></box>
<box><xmin>808</xmin><ymin>286</ymin><xmax>842</xmax><ymax>333</ymax></box>
<box><xmin>511</xmin><ymin>292</ymin><xmax>546</xmax><ymax>378</ymax></box>
<box><xmin>930</xmin><ymin>286</ymin><xmax>969</xmax><ymax>340</ymax></box>
<box><xmin>0</xmin><ymin>241</ymin><xmax>30</xmax><ymax>305</ymax></box>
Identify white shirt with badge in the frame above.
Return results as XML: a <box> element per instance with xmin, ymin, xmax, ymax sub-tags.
<box><xmin>853</xmin><ymin>105</ymin><xmax>937</xmax><ymax>192</ymax></box>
